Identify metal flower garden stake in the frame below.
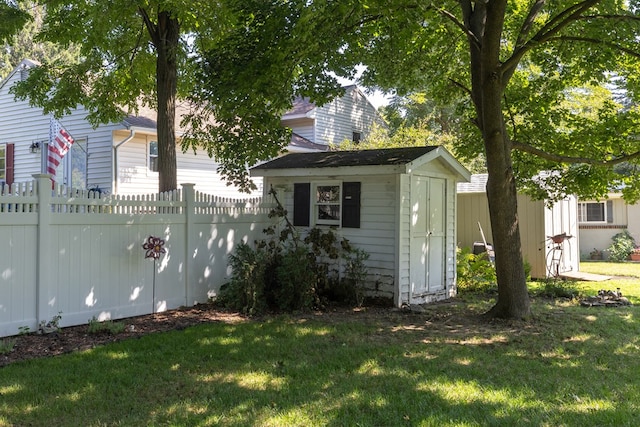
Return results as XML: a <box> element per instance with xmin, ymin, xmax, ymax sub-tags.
<box><xmin>142</xmin><ymin>236</ymin><xmax>166</xmax><ymax>313</ymax></box>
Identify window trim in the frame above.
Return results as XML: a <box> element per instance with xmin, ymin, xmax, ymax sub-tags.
<box><xmin>313</xmin><ymin>181</ymin><xmax>342</xmax><ymax>226</ymax></box>
<box><xmin>148</xmin><ymin>140</ymin><xmax>158</xmax><ymax>173</ymax></box>
<box><xmin>578</xmin><ymin>201</ymin><xmax>612</xmax><ymax>224</ymax></box>
<box><xmin>293</xmin><ymin>181</ymin><xmax>361</xmax><ymax>229</ymax></box>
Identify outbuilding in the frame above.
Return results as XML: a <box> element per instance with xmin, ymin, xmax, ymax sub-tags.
<box><xmin>251</xmin><ymin>146</ymin><xmax>471</xmax><ymax>307</ymax></box>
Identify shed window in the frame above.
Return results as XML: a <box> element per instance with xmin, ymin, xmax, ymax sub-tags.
<box><xmin>578</xmin><ymin>201</ymin><xmax>613</xmax><ymax>223</ymax></box>
<box><xmin>352</xmin><ymin>132</ymin><xmax>362</xmax><ymax>144</ymax></box>
<box><xmin>0</xmin><ymin>144</ymin><xmax>6</xmax><ymax>181</ymax></box>
<box><xmin>0</xmin><ymin>143</ymin><xmax>14</xmax><ymax>187</ymax></box>
<box><xmin>293</xmin><ymin>181</ymin><xmax>360</xmax><ymax>228</ymax></box>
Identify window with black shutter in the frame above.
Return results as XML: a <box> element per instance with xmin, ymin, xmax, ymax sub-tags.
<box><xmin>293</xmin><ymin>181</ymin><xmax>361</xmax><ymax>228</ymax></box>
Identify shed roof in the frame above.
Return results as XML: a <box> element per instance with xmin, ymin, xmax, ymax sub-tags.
<box><xmin>251</xmin><ymin>146</ymin><xmax>471</xmax><ymax>180</ymax></box>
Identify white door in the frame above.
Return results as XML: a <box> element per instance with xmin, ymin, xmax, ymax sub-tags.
<box><xmin>410</xmin><ymin>176</ymin><xmax>446</xmax><ymax>297</ymax></box>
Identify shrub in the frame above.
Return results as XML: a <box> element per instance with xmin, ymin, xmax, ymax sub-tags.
<box><xmin>0</xmin><ymin>338</ymin><xmax>16</xmax><ymax>355</ymax></box>
<box><xmin>456</xmin><ymin>247</ymin><xmax>497</xmax><ymax>293</ymax></box>
<box><xmin>218</xmin><ymin>187</ymin><xmax>371</xmax><ymax>315</ymax></box>
<box><xmin>607</xmin><ymin>231</ymin><xmax>636</xmax><ymax>262</ymax></box>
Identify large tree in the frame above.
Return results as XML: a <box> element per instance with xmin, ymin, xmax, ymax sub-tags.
<box><xmin>196</xmin><ymin>0</ymin><xmax>640</xmax><ymax>319</ymax></box>
<box><xmin>10</xmin><ymin>0</ymin><xmax>239</xmax><ymax>192</ymax></box>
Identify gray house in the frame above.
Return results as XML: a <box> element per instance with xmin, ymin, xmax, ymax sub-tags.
<box><xmin>251</xmin><ymin>146</ymin><xmax>470</xmax><ymax>307</ymax></box>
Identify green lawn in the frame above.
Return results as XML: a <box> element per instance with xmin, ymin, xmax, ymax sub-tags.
<box><xmin>2</xmin><ymin>272</ymin><xmax>640</xmax><ymax>426</ymax></box>
<box><xmin>580</xmin><ymin>260</ymin><xmax>640</xmax><ymax>278</ymax></box>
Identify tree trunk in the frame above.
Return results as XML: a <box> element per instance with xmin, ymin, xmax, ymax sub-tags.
<box><xmin>465</xmin><ymin>0</ymin><xmax>531</xmax><ymax>319</ymax></box>
<box><xmin>154</xmin><ymin>11</ymin><xmax>179</xmax><ymax>193</ymax></box>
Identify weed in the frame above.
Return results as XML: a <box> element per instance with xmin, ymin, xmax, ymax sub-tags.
<box><xmin>38</xmin><ymin>312</ymin><xmax>62</xmax><ymax>334</ymax></box>
<box><xmin>87</xmin><ymin>317</ymin><xmax>126</xmax><ymax>335</ymax></box>
<box><xmin>0</xmin><ymin>338</ymin><xmax>16</xmax><ymax>354</ymax></box>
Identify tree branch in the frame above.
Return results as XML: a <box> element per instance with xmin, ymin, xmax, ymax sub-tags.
<box><xmin>502</xmin><ymin>0</ymin><xmax>599</xmax><ymax>84</ymax></box>
<box><xmin>515</xmin><ymin>0</ymin><xmax>547</xmax><ymax>49</ymax></box>
<box><xmin>138</xmin><ymin>7</ymin><xmax>159</xmax><ymax>46</ymax></box>
<box><xmin>547</xmin><ymin>36</ymin><xmax>640</xmax><ymax>59</ymax></box>
<box><xmin>512</xmin><ymin>140</ymin><xmax>640</xmax><ymax>166</ymax></box>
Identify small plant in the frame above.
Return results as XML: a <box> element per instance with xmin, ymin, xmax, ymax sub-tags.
<box><xmin>87</xmin><ymin>317</ymin><xmax>126</xmax><ymax>335</ymax></box>
<box><xmin>0</xmin><ymin>338</ymin><xmax>16</xmax><ymax>355</ymax></box>
<box><xmin>38</xmin><ymin>312</ymin><xmax>62</xmax><ymax>334</ymax></box>
<box><xmin>590</xmin><ymin>248</ymin><xmax>603</xmax><ymax>260</ymax></box>
<box><xmin>607</xmin><ymin>231</ymin><xmax>636</xmax><ymax>262</ymax></box>
<box><xmin>18</xmin><ymin>326</ymin><xmax>31</xmax><ymax>335</ymax></box>
<box><xmin>534</xmin><ymin>281</ymin><xmax>579</xmax><ymax>299</ymax></box>
<box><xmin>456</xmin><ymin>247</ymin><xmax>497</xmax><ymax>293</ymax></box>
<box><xmin>344</xmin><ymin>248</ymin><xmax>370</xmax><ymax>306</ymax></box>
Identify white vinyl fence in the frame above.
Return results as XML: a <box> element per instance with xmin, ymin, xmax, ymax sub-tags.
<box><xmin>0</xmin><ymin>174</ymin><xmax>275</xmax><ymax>338</ymax></box>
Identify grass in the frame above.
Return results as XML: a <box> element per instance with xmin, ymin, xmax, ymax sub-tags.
<box><xmin>1</xmin><ymin>265</ymin><xmax>640</xmax><ymax>426</ymax></box>
<box><xmin>580</xmin><ymin>260</ymin><xmax>640</xmax><ymax>278</ymax></box>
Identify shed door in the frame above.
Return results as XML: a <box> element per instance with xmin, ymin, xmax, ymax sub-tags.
<box><xmin>410</xmin><ymin>176</ymin><xmax>446</xmax><ymax>297</ymax></box>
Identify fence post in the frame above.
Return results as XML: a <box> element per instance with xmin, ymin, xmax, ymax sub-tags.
<box><xmin>33</xmin><ymin>174</ymin><xmax>53</xmax><ymax>327</ymax></box>
<box><xmin>182</xmin><ymin>183</ymin><xmax>196</xmax><ymax>306</ymax></box>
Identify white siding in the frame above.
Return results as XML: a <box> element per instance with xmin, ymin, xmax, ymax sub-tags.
<box><xmin>281</xmin><ymin>118</ymin><xmax>315</xmax><ymax>142</ymax></box>
<box><xmin>0</xmin><ymin>65</ymin><xmax>117</xmax><ymax>191</ymax></box>
<box><xmin>266</xmin><ymin>174</ymin><xmax>399</xmax><ymax>300</ymax></box>
<box><xmin>314</xmin><ymin>86</ymin><xmax>385</xmax><ymax>147</ymax></box>
<box><xmin>115</xmin><ymin>133</ymin><xmax>261</xmax><ymax>197</ymax></box>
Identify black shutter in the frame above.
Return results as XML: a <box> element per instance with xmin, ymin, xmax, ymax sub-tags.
<box><xmin>5</xmin><ymin>143</ymin><xmax>14</xmax><ymax>186</ymax></box>
<box><xmin>342</xmin><ymin>182</ymin><xmax>361</xmax><ymax>228</ymax></box>
<box><xmin>293</xmin><ymin>183</ymin><xmax>311</xmax><ymax>226</ymax></box>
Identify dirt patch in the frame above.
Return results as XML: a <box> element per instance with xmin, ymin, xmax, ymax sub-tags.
<box><xmin>1</xmin><ymin>300</ymin><xmax>537</xmax><ymax>367</ymax></box>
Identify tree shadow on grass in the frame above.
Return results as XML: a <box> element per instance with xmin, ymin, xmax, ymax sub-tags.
<box><xmin>1</xmin><ymin>303</ymin><xmax>639</xmax><ymax>426</ymax></box>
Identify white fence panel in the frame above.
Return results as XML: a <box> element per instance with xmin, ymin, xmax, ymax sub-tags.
<box><xmin>0</xmin><ymin>176</ymin><xmax>275</xmax><ymax>337</ymax></box>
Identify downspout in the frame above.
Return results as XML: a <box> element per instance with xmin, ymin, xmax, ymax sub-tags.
<box><xmin>113</xmin><ymin>129</ymin><xmax>136</xmax><ymax>194</ymax></box>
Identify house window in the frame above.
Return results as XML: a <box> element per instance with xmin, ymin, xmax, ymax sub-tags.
<box><xmin>314</xmin><ymin>183</ymin><xmax>341</xmax><ymax>225</ymax></box>
<box><xmin>578</xmin><ymin>201</ymin><xmax>612</xmax><ymax>223</ymax></box>
<box><xmin>293</xmin><ymin>181</ymin><xmax>360</xmax><ymax>228</ymax></box>
<box><xmin>352</xmin><ymin>132</ymin><xmax>362</xmax><ymax>144</ymax></box>
<box><xmin>149</xmin><ymin>140</ymin><xmax>158</xmax><ymax>172</ymax></box>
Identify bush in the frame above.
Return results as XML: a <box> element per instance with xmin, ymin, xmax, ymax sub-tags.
<box><xmin>607</xmin><ymin>231</ymin><xmax>636</xmax><ymax>262</ymax></box>
<box><xmin>218</xmin><ymin>188</ymin><xmax>371</xmax><ymax>315</ymax></box>
<box><xmin>456</xmin><ymin>247</ymin><xmax>497</xmax><ymax>293</ymax></box>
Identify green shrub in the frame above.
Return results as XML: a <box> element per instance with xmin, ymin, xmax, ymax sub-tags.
<box><xmin>218</xmin><ymin>187</ymin><xmax>371</xmax><ymax>315</ymax></box>
<box><xmin>607</xmin><ymin>231</ymin><xmax>636</xmax><ymax>262</ymax></box>
<box><xmin>456</xmin><ymin>247</ymin><xmax>497</xmax><ymax>293</ymax></box>
<box><xmin>218</xmin><ymin>242</ymin><xmax>269</xmax><ymax>315</ymax></box>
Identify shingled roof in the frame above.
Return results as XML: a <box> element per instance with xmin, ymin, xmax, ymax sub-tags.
<box><xmin>252</xmin><ymin>146</ymin><xmax>439</xmax><ymax>170</ymax></box>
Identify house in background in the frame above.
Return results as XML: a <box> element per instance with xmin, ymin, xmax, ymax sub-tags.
<box><xmin>251</xmin><ymin>146</ymin><xmax>471</xmax><ymax>307</ymax></box>
<box><xmin>577</xmin><ymin>195</ymin><xmax>640</xmax><ymax>258</ymax></box>
<box><xmin>457</xmin><ymin>174</ymin><xmax>580</xmax><ymax>279</ymax></box>
<box><xmin>282</xmin><ymin>85</ymin><xmax>387</xmax><ymax>152</ymax></box>
<box><xmin>0</xmin><ymin>59</ymin><xmax>249</xmax><ymax>197</ymax></box>
<box><xmin>1</xmin><ymin>60</ymin><xmax>385</xmax><ymax>196</ymax></box>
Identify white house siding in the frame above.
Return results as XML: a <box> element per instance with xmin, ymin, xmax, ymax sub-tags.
<box><xmin>115</xmin><ymin>132</ymin><xmax>262</xmax><ymax>197</ymax></box>
<box><xmin>266</xmin><ymin>174</ymin><xmax>399</xmax><ymax>300</ymax></box>
<box><xmin>314</xmin><ymin>86</ymin><xmax>385</xmax><ymax>147</ymax></box>
<box><xmin>0</xmin><ymin>64</ymin><xmax>117</xmax><ymax>192</ymax></box>
<box><xmin>578</xmin><ymin>197</ymin><xmax>639</xmax><ymax>258</ymax></box>
<box><xmin>281</xmin><ymin>118</ymin><xmax>315</xmax><ymax>143</ymax></box>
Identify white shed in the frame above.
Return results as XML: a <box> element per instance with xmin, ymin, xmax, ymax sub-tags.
<box><xmin>251</xmin><ymin>146</ymin><xmax>470</xmax><ymax>307</ymax></box>
<box><xmin>457</xmin><ymin>174</ymin><xmax>580</xmax><ymax>279</ymax></box>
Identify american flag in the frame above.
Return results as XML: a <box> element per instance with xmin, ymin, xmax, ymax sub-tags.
<box><xmin>48</xmin><ymin>118</ymin><xmax>75</xmax><ymax>180</ymax></box>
